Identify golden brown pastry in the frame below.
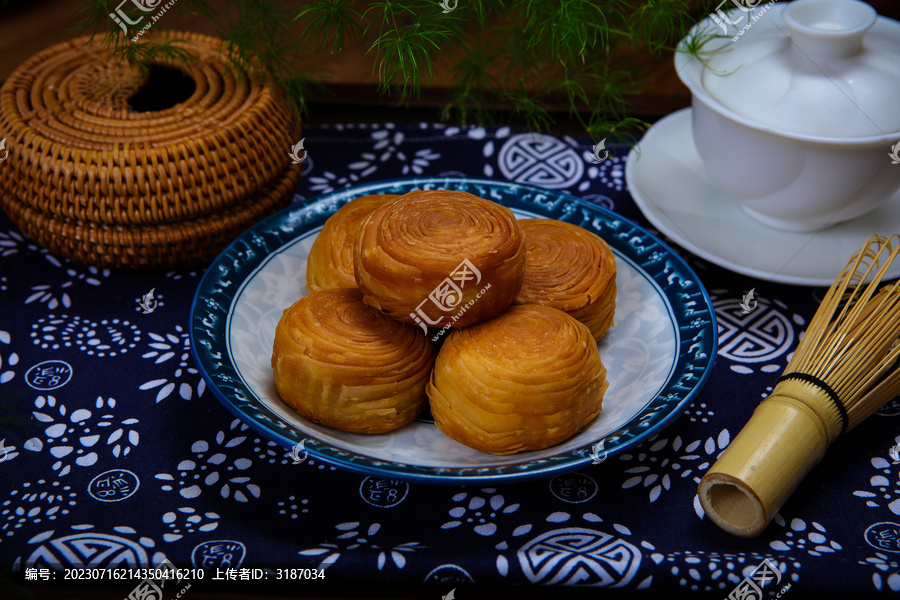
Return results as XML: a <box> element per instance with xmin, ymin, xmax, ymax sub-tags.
<box><xmin>271</xmin><ymin>288</ymin><xmax>436</xmax><ymax>434</ymax></box>
<box><xmin>427</xmin><ymin>304</ymin><xmax>608</xmax><ymax>454</ymax></box>
<box><xmin>354</xmin><ymin>189</ymin><xmax>526</xmax><ymax>330</ymax></box>
<box><xmin>306</xmin><ymin>194</ymin><xmax>400</xmax><ymax>292</ymax></box>
<box><xmin>513</xmin><ymin>218</ymin><xmax>617</xmax><ymax>341</ymax></box>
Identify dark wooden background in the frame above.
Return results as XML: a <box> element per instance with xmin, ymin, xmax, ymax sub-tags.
<box><xmin>2</xmin><ymin>0</ymin><xmax>897</xmax><ymax>123</ymax></box>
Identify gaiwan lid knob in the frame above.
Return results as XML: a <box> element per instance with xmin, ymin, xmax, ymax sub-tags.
<box><xmin>697</xmin><ymin>0</ymin><xmax>900</xmax><ymax>139</ymax></box>
<box><xmin>783</xmin><ymin>0</ymin><xmax>875</xmax><ymax>59</ymax></box>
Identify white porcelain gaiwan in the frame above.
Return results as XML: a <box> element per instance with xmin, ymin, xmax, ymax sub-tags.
<box><xmin>675</xmin><ymin>0</ymin><xmax>900</xmax><ymax>232</ymax></box>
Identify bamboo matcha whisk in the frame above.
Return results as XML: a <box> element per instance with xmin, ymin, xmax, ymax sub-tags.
<box><xmin>699</xmin><ymin>234</ymin><xmax>900</xmax><ymax>538</ymax></box>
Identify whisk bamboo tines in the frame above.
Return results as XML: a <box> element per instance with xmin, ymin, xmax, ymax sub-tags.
<box><xmin>699</xmin><ymin>234</ymin><xmax>900</xmax><ymax>538</ymax></box>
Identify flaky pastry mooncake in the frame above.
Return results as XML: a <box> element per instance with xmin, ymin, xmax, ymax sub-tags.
<box><xmin>427</xmin><ymin>304</ymin><xmax>608</xmax><ymax>454</ymax></box>
<box><xmin>354</xmin><ymin>189</ymin><xmax>526</xmax><ymax>330</ymax></box>
<box><xmin>513</xmin><ymin>218</ymin><xmax>617</xmax><ymax>341</ymax></box>
<box><xmin>271</xmin><ymin>288</ymin><xmax>436</xmax><ymax>434</ymax></box>
<box><xmin>306</xmin><ymin>194</ymin><xmax>400</xmax><ymax>292</ymax></box>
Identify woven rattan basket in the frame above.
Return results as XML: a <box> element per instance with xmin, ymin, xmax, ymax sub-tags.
<box><xmin>0</xmin><ymin>31</ymin><xmax>302</xmax><ymax>268</ymax></box>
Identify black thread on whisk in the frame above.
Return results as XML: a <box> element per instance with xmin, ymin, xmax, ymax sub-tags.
<box><xmin>777</xmin><ymin>372</ymin><xmax>849</xmax><ymax>435</ymax></box>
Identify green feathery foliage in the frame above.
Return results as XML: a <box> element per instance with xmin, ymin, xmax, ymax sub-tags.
<box><xmin>73</xmin><ymin>0</ymin><xmax>722</xmax><ymax>142</ymax></box>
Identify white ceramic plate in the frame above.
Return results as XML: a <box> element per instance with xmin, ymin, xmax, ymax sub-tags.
<box><xmin>190</xmin><ymin>177</ymin><xmax>717</xmax><ymax>483</ymax></box>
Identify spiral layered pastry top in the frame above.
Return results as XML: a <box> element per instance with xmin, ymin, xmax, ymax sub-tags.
<box><xmin>354</xmin><ymin>190</ymin><xmax>526</xmax><ymax>329</ymax></box>
<box><xmin>513</xmin><ymin>219</ymin><xmax>617</xmax><ymax>341</ymax></box>
<box><xmin>271</xmin><ymin>289</ymin><xmax>437</xmax><ymax>434</ymax></box>
<box><xmin>306</xmin><ymin>194</ymin><xmax>400</xmax><ymax>292</ymax></box>
<box><xmin>427</xmin><ymin>304</ymin><xmax>608</xmax><ymax>454</ymax></box>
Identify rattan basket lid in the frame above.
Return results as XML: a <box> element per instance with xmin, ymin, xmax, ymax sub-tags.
<box><xmin>0</xmin><ymin>31</ymin><xmax>301</xmax><ymax>226</ymax></box>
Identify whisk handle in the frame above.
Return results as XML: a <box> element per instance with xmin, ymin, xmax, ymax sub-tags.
<box><xmin>698</xmin><ymin>395</ymin><xmax>829</xmax><ymax>537</ymax></box>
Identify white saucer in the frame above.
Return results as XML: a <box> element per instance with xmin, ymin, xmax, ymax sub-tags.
<box><xmin>625</xmin><ymin>108</ymin><xmax>900</xmax><ymax>286</ymax></box>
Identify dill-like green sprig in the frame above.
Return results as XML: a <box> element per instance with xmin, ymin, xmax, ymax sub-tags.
<box><xmin>364</xmin><ymin>1</ymin><xmax>459</xmax><ymax>100</ymax></box>
<box><xmin>676</xmin><ymin>23</ymin><xmax>737</xmax><ymax>75</ymax></box>
<box><xmin>70</xmin><ymin>0</ymin><xmax>711</xmax><ymax>140</ymax></box>
<box><xmin>294</xmin><ymin>0</ymin><xmax>365</xmax><ymax>55</ymax></box>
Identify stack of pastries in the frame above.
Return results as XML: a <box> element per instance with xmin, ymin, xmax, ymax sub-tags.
<box><xmin>271</xmin><ymin>189</ymin><xmax>617</xmax><ymax>455</ymax></box>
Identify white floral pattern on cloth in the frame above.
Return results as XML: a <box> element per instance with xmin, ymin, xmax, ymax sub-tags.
<box><xmin>657</xmin><ymin>551</ymin><xmax>800</xmax><ymax>593</ymax></box>
<box><xmin>440</xmin><ymin>487</ymin><xmax>527</xmax><ymax>578</ymax></box>
<box><xmin>155</xmin><ymin>419</ymin><xmax>259</xmax><ymax>502</ymax></box>
<box><xmin>711</xmin><ymin>289</ymin><xmax>805</xmax><ymax>375</ymax></box>
<box><xmin>138</xmin><ymin>324</ymin><xmax>205</xmax><ymax>402</ymax></box>
<box><xmin>439</xmin><ymin>488</ymin><xmax>653</xmax><ymax>586</ymax></box>
<box><xmin>860</xmin><ymin>553</ymin><xmax>900</xmax><ymax>591</ymax></box>
<box><xmin>165</xmin><ymin>270</ymin><xmax>200</xmax><ymax>281</ymax></box>
<box><xmin>161</xmin><ymin>507</ymin><xmax>219</xmax><ymax>542</ymax></box>
<box><xmin>685</xmin><ymin>401</ymin><xmax>715</xmax><ymax>424</ymax></box>
<box><xmin>24</xmin><ymin>396</ymin><xmax>139</xmax><ymax>476</ymax></box>
<box><xmin>308</xmin><ymin>123</ymin><xmax>442</xmax><ymax>193</ymax></box>
<box><xmin>617</xmin><ymin>430</ymin><xmax>730</xmax><ymax>517</ymax></box>
<box><xmin>1</xmin><ymin>479</ymin><xmax>77</xmax><ymax>539</ymax></box>
<box><xmin>24</xmin><ymin>260</ymin><xmax>108</xmax><ymax>310</ymax></box>
<box><xmin>305</xmin><ymin>169</ymin><xmax>363</xmax><ymax>194</ymax></box>
<box><xmin>253</xmin><ymin>437</ymin><xmax>296</xmax><ymax>466</ymax></box>
<box><xmin>0</xmin><ymin>329</ymin><xmax>17</xmax><ymax>384</ymax></box>
<box><xmin>299</xmin><ymin>522</ymin><xmax>423</xmax><ymax>572</ymax></box>
<box><xmin>578</xmin><ymin>154</ymin><xmax>626</xmax><ymax>193</ymax></box>
<box><xmin>769</xmin><ymin>515</ymin><xmax>843</xmax><ymax>556</ymax></box>
<box><xmin>0</xmin><ymin>228</ymin><xmax>53</xmax><ymax>258</ymax></box>
<box><xmin>248</xmin><ymin>436</ymin><xmax>336</xmax><ymax>472</ymax></box>
<box><xmin>441</xmin><ymin>489</ymin><xmax>520</xmax><ymax>537</ymax></box>
<box><xmin>853</xmin><ymin>447</ymin><xmax>900</xmax><ymax>515</ymax></box>
<box><xmin>29</xmin><ymin>314</ymin><xmax>141</xmax><ymax>355</ymax></box>
<box><xmin>276</xmin><ymin>495</ymin><xmax>310</xmax><ymax>520</ymax></box>
<box><xmin>477</xmin><ymin>127</ymin><xmax>510</xmax><ymax>179</ymax></box>
<box><xmin>13</xmin><ymin>525</ymin><xmax>166</xmax><ymax>570</ymax></box>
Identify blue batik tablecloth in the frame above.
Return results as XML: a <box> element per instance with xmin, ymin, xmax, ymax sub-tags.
<box><xmin>1</xmin><ymin>120</ymin><xmax>899</xmax><ymax>599</ymax></box>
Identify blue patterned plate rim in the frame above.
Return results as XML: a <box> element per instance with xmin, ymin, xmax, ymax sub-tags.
<box><xmin>190</xmin><ymin>177</ymin><xmax>717</xmax><ymax>484</ymax></box>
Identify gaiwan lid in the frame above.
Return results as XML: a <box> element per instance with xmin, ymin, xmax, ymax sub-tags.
<box><xmin>677</xmin><ymin>0</ymin><xmax>900</xmax><ymax>141</ymax></box>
